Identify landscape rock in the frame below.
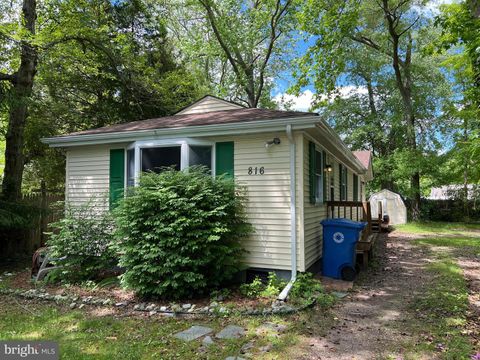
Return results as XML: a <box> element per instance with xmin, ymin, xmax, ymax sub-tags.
<box><xmin>171</xmin><ymin>304</ymin><xmax>182</xmax><ymax>313</ymax></box>
<box><xmin>240</xmin><ymin>341</ymin><xmax>255</xmax><ymax>354</ymax></box>
<box><xmin>145</xmin><ymin>304</ymin><xmax>156</xmax><ymax>311</ymax></box>
<box><xmin>216</xmin><ymin>325</ymin><xmax>245</xmax><ymax>339</ymax></box>
<box><xmin>202</xmin><ymin>336</ymin><xmax>214</xmax><ymax>346</ymax></box>
<box><xmin>173</xmin><ymin>326</ymin><xmax>213</xmax><ymax>342</ymax></box>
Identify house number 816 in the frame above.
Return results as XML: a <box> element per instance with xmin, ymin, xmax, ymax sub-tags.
<box><xmin>248</xmin><ymin>167</ymin><xmax>265</xmax><ymax>175</ymax></box>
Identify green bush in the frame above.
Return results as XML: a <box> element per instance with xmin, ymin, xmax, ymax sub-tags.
<box><xmin>239</xmin><ymin>272</ymin><xmax>287</xmax><ymax>299</ymax></box>
<box><xmin>290</xmin><ymin>273</ymin><xmax>335</xmax><ymax>308</ymax></box>
<box><xmin>46</xmin><ymin>201</ymin><xmax>117</xmax><ymax>283</ymax></box>
<box><xmin>239</xmin><ymin>276</ymin><xmax>265</xmax><ymax>298</ymax></box>
<box><xmin>114</xmin><ymin>167</ymin><xmax>252</xmax><ymax>299</ymax></box>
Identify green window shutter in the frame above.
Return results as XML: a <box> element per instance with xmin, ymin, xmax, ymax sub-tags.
<box><xmin>353</xmin><ymin>174</ymin><xmax>358</xmax><ymax>201</ymax></box>
<box><xmin>345</xmin><ymin>168</ymin><xmax>348</xmax><ymax>200</ymax></box>
<box><xmin>309</xmin><ymin>141</ymin><xmax>316</xmax><ymax>204</ymax></box>
<box><xmin>339</xmin><ymin>163</ymin><xmax>343</xmax><ymax>200</ymax></box>
<box><xmin>109</xmin><ymin>149</ymin><xmax>125</xmax><ymax>210</ymax></box>
<box><xmin>215</xmin><ymin>142</ymin><xmax>234</xmax><ymax>178</ymax></box>
<box><xmin>322</xmin><ymin>151</ymin><xmax>327</xmax><ymax>202</ymax></box>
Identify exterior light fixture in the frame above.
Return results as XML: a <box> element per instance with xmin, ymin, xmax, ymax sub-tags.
<box><xmin>265</xmin><ymin>137</ymin><xmax>281</xmax><ymax>148</ymax></box>
<box><xmin>324</xmin><ymin>164</ymin><xmax>332</xmax><ymax>172</ymax></box>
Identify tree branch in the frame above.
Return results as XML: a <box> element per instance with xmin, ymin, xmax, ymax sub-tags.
<box><xmin>256</xmin><ymin>0</ymin><xmax>291</xmax><ymax>106</ymax></box>
<box><xmin>0</xmin><ymin>72</ymin><xmax>16</xmax><ymax>83</ymax></box>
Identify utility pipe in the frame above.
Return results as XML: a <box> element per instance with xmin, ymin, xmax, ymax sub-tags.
<box><xmin>278</xmin><ymin>124</ymin><xmax>297</xmax><ymax>301</ymax></box>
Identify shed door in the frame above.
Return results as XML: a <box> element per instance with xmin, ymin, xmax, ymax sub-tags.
<box><xmin>109</xmin><ymin>149</ymin><xmax>125</xmax><ymax>209</ymax></box>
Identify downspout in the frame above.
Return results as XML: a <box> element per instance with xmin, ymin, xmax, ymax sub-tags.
<box><xmin>278</xmin><ymin>124</ymin><xmax>297</xmax><ymax>301</ymax></box>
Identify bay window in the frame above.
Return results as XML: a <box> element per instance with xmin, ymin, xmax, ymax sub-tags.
<box><xmin>126</xmin><ymin>139</ymin><xmax>215</xmax><ymax>186</ymax></box>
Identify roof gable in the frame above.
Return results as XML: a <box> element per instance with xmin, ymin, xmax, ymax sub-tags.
<box><xmin>353</xmin><ymin>150</ymin><xmax>373</xmax><ymax>181</ymax></box>
<box><xmin>176</xmin><ymin>95</ymin><xmax>244</xmax><ymax>115</ymax></box>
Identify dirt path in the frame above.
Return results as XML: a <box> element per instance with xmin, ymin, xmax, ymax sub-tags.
<box><xmin>297</xmin><ymin>231</ymin><xmax>435</xmax><ymax>360</ymax></box>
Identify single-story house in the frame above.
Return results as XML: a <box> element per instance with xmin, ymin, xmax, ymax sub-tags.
<box><xmin>43</xmin><ymin>95</ymin><xmax>373</xmax><ymax>278</ymax></box>
<box><xmin>429</xmin><ymin>184</ymin><xmax>478</xmax><ymax>200</ymax></box>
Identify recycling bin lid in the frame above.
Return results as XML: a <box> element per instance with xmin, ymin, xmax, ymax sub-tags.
<box><xmin>320</xmin><ymin>218</ymin><xmax>367</xmax><ymax>230</ymax></box>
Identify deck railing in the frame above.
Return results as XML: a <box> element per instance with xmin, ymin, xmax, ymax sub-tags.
<box><xmin>326</xmin><ymin>201</ymin><xmax>372</xmax><ymax>240</ymax></box>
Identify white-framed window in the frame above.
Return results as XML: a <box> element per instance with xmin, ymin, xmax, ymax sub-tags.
<box><xmin>126</xmin><ymin>139</ymin><xmax>215</xmax><ymax>186</ymax></box>
<box><xmin>315</xmin><ymin>149</ymin><xmax>324</xmax><ymax>203</ymax></box>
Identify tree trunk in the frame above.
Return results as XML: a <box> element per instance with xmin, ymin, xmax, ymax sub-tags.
<box><xmin>469</xmin><ymin>0</ymin><xmax>480</xmax><ymax>18</ymax></box>
<box><xmin>1</xmin><ymin>0</ymin><xmax>37</xmax><ymax>201</ymax></box>
<box><xmin>463</xmin><ymin>117</ymin><xmax>470</xmax><ymax>218</ymax></box>
<box><xmin>384</xmin><ymin>10</ymin><xmax>421</xmax><ymax>220</ymax></box>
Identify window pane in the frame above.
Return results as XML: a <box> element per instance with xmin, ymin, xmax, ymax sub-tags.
<box><xmin>189</xmin><ymin>145</ymin><xmax>212</xmax><ymax>170</ymax></box>
<box><xmin>141</xmin><ymin>147</ymin><xmax>181</xmax><ymax>173</ymax></box>
<box><xmin>316</xmin><ymin>175</ymin><xmax>323</xmax><ymax>201</ymax></box>
<box><xmin>127</xmin><ymin>149</ymin><xmax>135</xmax><ymax>187</ymax></box>
<box><xmin>315</xmin><ymin>150</ymin><xmax>322</xmax><ymax>173</ymax></box>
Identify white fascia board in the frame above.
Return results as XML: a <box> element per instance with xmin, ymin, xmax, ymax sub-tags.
<box><xmin>42</xmin><ymin>116</ymin><xmax>319</xmax><ymax>148</ymax></box>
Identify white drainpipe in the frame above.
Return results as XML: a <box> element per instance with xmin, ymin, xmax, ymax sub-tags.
<box><xmin>278</xmin><ymin>124</ymin><xmax>297</xmax><ymax>301</ymax></box>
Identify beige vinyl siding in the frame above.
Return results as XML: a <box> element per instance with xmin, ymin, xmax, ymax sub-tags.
<box><xmin>302</xmin><ymin>134</ymin><xmax>366</xmax><ymax>270</ymax></box>
<box><xmin>303</xmin><ymin>137</ymin><xmax>326</xmax><ymax>270</ymax></box>
<box><xmin>177</xmin><ymin>97</ymin><xmax>242</xmax><ymax>114</ymax></box>
<box><xmin>212</xmin><ymin>133</ymin><xmax>300</xmax><ymax>271</ymax></box>
<box><xmin>66</xmin><ymin>145</ymin><xmax>124</xmax><ymax>212</ymax></box>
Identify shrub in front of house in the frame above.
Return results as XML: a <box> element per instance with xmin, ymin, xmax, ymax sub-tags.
<box><xmin>114</xmin><ymin>167</ymin><xmax>252</xmax><ymax>299</ymax></box>
<box><xmin>46</xmin><ymin>201</ymin><xmax>117</xmax><ymax>283</ymax></box>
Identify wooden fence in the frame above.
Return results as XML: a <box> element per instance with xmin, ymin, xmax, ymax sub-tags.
<box><xmin>22</xmin><ymin>190</ymin><xmax>64</xmax><ymax>253</ymax></box>
<box><xmin>1</xmin><ymin>186</ymin><xmax>64</xmax><ymax>257</ymax></box>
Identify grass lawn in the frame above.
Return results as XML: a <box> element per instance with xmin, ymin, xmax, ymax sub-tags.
<box><xmin>396</xmin><ymin>221</ymin><xmax>480</xmax><ymax>237</ymax></box>
<box><xmin>393</xmin><ymin>221</ymin><xmax>479</xmax><ymax>359</ymax></box>
<box><xmin>0</xmin><ymin>268</ymin><xmax>336</xmax><ymax>360</ymax></box>
<box><xmin>0</xmin><ymin>295</ymin><xmax>317</xmax><ymax>360</ymax></box>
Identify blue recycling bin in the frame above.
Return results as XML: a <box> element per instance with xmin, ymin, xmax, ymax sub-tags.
<box><xmin>321</xmin><ymin>218</ymin><xmax>367</xmax><ymax>280</ymax></box>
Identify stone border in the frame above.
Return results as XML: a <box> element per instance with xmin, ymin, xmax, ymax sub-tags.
<box><xmin>0</xmin><ymin>287</ymin><xmax>316</xmax><ymax>316</ymax></box>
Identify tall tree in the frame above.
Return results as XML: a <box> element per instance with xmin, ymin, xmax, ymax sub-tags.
<box><xmin>170</xmin><ymin>0</ymin><xmax>295</xmax><ymax>108</ymax></box>
<box><xmin>0</xmin><ymin>0</ymin><xmax>37</xmax><ymax>201</ymax></box>
<box><xmin>295</xmin><ymin>0</ymin><xmax>451</xmax><ymax>219</ymax></box>
<box><xmin>436</xmin><ymin>0</ymin><xmax>480</xmax><ymax>214</ymax></box>
<box><xmin>0</xmin><ymin>0</ymin><xmax>204</xmax><ymax>194</ymax></box>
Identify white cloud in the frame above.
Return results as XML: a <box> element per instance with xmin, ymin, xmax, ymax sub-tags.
<box><xmin>274</xmin><ymin>86</ymin><xmax>368</xmax><ymax>112</ymax></box>
<box><xmin>273</xmin><ymin>89</ymin><xmax>315</xmax><ymax>112</ymax></box>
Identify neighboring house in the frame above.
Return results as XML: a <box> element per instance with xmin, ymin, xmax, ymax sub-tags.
<box><xmin>429</xmin><ymin>185</ymin><xmax>478</xmax><ymax>200</ymax></box>
<box><xmin>43</xmin><ymin>95</ymin><xmax>373</xmax><ymax>275</ymax></box>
